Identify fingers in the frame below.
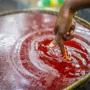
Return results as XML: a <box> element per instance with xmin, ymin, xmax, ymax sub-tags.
<box><xmin>62</xmin><ymin>22</ymin><xmax>75</xmax><ymax>41</ymax></box>
<box><xmin>54</xmin><ymin>23</ymin><xmax>75</xmax><ymax>42</ymax></box>
<box><xmin>63</xmin><ymin>30</ymin><xmax>74</xmax><ymax>41</ymax></box>
<box><xmin>54</xmin><ymin>20</ymin><xmax>76</xmax><ymax>57</ymax></box>
<box><xmin>55</xmin><ymin>33</ymin><xmax>65</xmax><ymax>55</ymax></box>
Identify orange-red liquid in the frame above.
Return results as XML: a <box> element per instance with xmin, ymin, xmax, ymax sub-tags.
<box><xmin>0</xmin><ymin>12</ymin><xmax>90</xmax><ymax>90</ymax></box>
<box><xmin>19</xmin><ymin>29</ymin><xmax>90</xmax><ymax>89</ymax></box>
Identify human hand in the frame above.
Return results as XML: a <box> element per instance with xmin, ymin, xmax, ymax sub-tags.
<box><xmin>54</xmin><ymin>6</ymin><xmax>75</xmax><ymax>56</ymax></box>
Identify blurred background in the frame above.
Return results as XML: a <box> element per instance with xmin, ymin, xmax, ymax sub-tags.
<box><xmin>0</xmin><ymin>0</ymin><xmax>90</xmax><ymax>22</ymax></box>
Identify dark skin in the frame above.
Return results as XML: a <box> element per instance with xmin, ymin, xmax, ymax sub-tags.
<box><xmin>55</xmin><ymin>0</ymin><xmax>90</xmax><ymax>56</ymax></box>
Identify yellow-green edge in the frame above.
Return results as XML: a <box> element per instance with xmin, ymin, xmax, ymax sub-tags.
<box><xmin>0</xmin><ymin>8</ymin><xmax>90</xmax><ymax>90</ymax></box>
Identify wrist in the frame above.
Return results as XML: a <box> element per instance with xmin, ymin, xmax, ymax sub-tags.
<box><xmin>62</xmin><ymin>0</ymin><xmax>77</xmax><ymax>13</ymax></box>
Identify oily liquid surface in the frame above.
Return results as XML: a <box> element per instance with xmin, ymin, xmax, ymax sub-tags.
<box><xmin>19</xmin><ymin>30</ymin><xmax>90</xmax><ymax>89</ymax></box>
<box><xmin>0</xmin><ymin>12</ymin><xmax>90</xmax><ymax>90</ymax></box>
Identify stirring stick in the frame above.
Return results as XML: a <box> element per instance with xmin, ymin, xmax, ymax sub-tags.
<box><xmin>48</xmin><ymin>38</ymin><xmax>71</xmax><ymax>60</ymax></box>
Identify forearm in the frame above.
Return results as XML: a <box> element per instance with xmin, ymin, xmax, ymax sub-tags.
<box><xmin>57</xmin><ymin>0</ymin><xmax>90</xmax><ymax>31</ymax></box>
<box><xmin>63</xmin><ymin>0</ymin><xmax>90</xmax><ymax>12</ymax></box>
